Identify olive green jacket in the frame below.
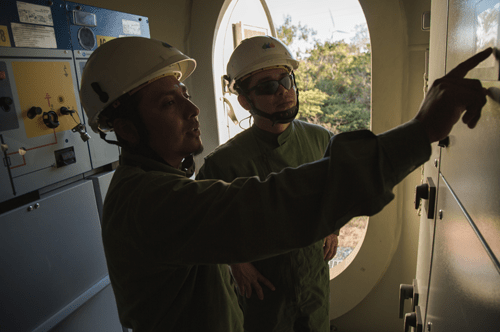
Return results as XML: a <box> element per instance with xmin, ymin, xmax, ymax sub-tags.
<box><xmin>196</xmin><ymin>120</ymin><xmax>334</xmax><ymax>331</ymax></box>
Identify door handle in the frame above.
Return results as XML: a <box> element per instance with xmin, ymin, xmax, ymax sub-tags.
<box><xmin>404</xmin><ymin>306</ymin><xmax>423</xmax><ymax>332</ymax></box>
<box><xmin>414</xmin><ymin>177</ymin><xmax>436</xmax><ymax>219</ymax></box>
<box><xmin>399</xmin><ymin>279</ymin><xmax>419</xmax><ymax>319</ymax></box>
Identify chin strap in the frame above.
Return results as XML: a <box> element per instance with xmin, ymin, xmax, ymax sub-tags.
<box><xmin>99</xmin><ymin>129</ymin><xmax>121</xmax><ymax>146</ymax></box>
<box><xmin>242</xmin><ymin>77</ymin><xmax>300</xmax><ymax>126</ymax></box>
<box><xmin>181</xmin><ymin>154</ymin><xmax>195</xmax><ymax>178</ymax></box>
<box><xmin>249</xmin><ymin>104</ymin><xmax>298</xmax><ymax>126</ymax></box>
<box><xmin>99</xmin><ymin>124</ymin><xmax>196</xmax><ymax>177</ymax></box>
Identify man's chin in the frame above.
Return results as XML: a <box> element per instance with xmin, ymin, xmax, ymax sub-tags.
<box><xmin>193</xmin><ymin>144</ymin><xmax>204</xmax><ymax>156</ymax></box>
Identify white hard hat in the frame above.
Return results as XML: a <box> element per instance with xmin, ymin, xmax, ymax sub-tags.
<box><xmin>80</xmin><ymin>37</ymin><xmax>196</xmax><ymax>133</ymax></box>
<box><xmin>226</xmin><ymin>35</ymin><xmax>299</xmax><ymax>93</ymax></box>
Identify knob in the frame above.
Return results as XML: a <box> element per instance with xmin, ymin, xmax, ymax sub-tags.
<box><xmin>0</xmin><ymin>97</ymin><xmax>13</xmax><ymax>111</ymax></box>
<box><xmin>43</xmin><ymin>111</ymin><xmax>60</xmax><ymax>128</ymax></box>
<box><xmin>438</xmin><ymin>136</ymin><xmax>450</xmax><ymax>147</ymax></box>
<box><xmin>60</xmin><ymin>106</ymin><xmax>75</xmax><ymax>115</ymax></box>
<box><xmin>27</xmin><ymin>106</ymin><xmax>42</xmax><ymax>119</ymax></box>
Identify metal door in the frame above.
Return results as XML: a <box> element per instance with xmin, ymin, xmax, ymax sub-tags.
<box><xmin>409</xmin><ymin>1</ymin><xmax>500</xmax><ymax>331</ymax></box>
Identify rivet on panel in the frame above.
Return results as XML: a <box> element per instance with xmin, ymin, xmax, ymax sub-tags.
<box><xmin>34</xmin><ymin>203</ymin><xmax>40</xmax><ymax>209</ymax></box>
<box><xmin>27</xmin><ymin>205</ymin><xmax>34</xmax><ymax>212</ymax></box>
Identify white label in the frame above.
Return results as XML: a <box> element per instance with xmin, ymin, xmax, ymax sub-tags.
<box><xmin>11</xmin><ymin>22</ymin><xmax>57</xmax><ymax>48</ymax></box>
<box><xmin>122</xmin><ymin>19</ymin><xmax>141</xmax><ymax>35</ymax></box>
<box><xmin>17</xmin><ymin>1</ymin><xmax>54</xmax><ymax>26</ymax></box>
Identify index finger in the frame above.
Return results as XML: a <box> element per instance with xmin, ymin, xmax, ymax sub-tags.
<box><xmin>446</xmin><ymin>47</ymin><xmax>493</xmax><ymax>79</ymax></box>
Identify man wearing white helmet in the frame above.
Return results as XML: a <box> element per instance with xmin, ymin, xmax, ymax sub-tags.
<box><xmin>196</xmin><ymin>35</ymin><xmax>337</xmax><ymax>332</ymax></box>
<box><xmin>79</xmin><ymin>36</ymin><xmax>492</xmax><ymax>332</ymax></box>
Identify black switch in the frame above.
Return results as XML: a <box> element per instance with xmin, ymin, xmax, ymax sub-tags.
<box><xmin>54</xmin><ymin>147</ymin><xmax>76</xmax><ymax>167</ymax></box>
<box><xmin>27</xmin><ymin>106</ymin><xmax>42</xmax><ymax>119</ymax></box>
<box><xmin>60</xmin><ymin>106</ymin><xmax>75</xmax><ymax>115</ymax></box>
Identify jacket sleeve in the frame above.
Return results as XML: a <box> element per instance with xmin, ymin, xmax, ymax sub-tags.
<box><xmin>104</xmin><ymin>119</ymin><xmax>430</xmax><ymax>265</ymax></box>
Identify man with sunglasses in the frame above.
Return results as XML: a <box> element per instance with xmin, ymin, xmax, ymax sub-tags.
<box><xmin>197</xmin><ymin>35</ymin><xmax>339</xmax><ymax>332</ymax></box>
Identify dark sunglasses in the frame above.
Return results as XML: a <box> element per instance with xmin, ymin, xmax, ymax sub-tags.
<box><xmin>246</xmin><ymin>74</ymin><xmax>294</xmax><ymax>96</ymax></box>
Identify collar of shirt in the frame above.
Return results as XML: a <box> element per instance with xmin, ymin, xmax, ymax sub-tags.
<box><xmin>251</xmin><ymin>120</ymin><xmax>295</xmax><ymax>150</ymax></box>
<box><xmin>119</xmin><ymin>149</ymin><xmax>186</xmax><ymax>176</ymax></box>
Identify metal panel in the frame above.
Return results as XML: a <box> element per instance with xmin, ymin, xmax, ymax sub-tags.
<box><xmin>0</xmin><ymin>50</ymin><xmax>92</xmax><ymax>202</ymax></box>
<box><xmin>425</xmin><ymin>179</ymin><xmax>500</xmax><ymax>331</ymax></box>
<box><xmin>439</xmin><ymin>81</ymin><xmax>500</xmax><ymax>261</ymax></box>
<box><xmin>49</xmin><ymin>284</ymin><xmax>123</xmax><ymax>332</ymax></box>
<box><xmin>0</xmin><ymin>0</ymin><xmax>72</xmax><ymax>50</ymax></box>
<box><xmin>88</xmin><ymin>170</ymin><xmax>115</xmax><ymax>221</ymax></box>
<box><xmin>66</xmin><ymin>1</ymin><xmax>150</xmax><ymax>52</ymax></box>
<box><xmin>447</xmin><ymin>0</ymin><xmax>500</xmax><ymax>80</ymax></box>
<box><xmin>413</xmin><ymin>2</ymin><xmax>500</xmax><ymax>331</ymax></box>
<box><xmin>415</xmin><ymin>145</ymin><xmax>440</xmax><ymax>323</ymax></box>
<box><xmin>414</xmin><ymin>0</ymin><xmax>449</xmax><ymax>313</ymax></box>
<box><xmin>0</xmin><ymin>180</ymin><xmax>108</xmax><ymax>331</ymax></box>
<box><xmin>1</xmin><ymin>1</ymin><xmax>151</xmax><ymax>202</ymax></box>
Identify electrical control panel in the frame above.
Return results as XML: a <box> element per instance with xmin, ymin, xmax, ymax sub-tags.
<box><xmin>0</xmin><ymin>0</ymin><xmax>150</xmax><ymax>203</ymax></box>
<box><xmin>0</xmin><ymin>1</ymin><xmax>150</xmax><ymax>331</ymax></box>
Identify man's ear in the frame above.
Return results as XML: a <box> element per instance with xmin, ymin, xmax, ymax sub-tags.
<box><xmin>237</xmin><ymin>94</ymin><xmax>251</xmax><ymax>111</ymax></box>
<box><xmin>113</xmin><ymin>118</ymin><xmax>139</xmax><ymax>145</ymax></box>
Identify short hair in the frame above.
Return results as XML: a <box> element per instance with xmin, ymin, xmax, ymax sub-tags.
<box><xmin>99</xmin><ymin>93</ymin><xmax>147</xmax><ymax>150</ymax></box>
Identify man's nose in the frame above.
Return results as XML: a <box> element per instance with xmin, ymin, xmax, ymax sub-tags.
<box><xmin>186</xmin><ymin>99</ymin><xmax>200</xmax><ymax>118</ymax></box>
<box><xmin>276</xmin><ymin>83</ymin><xmax>291</xmax><ymax>95</ymax></box>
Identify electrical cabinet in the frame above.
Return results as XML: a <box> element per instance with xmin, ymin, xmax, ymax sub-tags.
<box><xmin>403</xmin><ymin>1</ymin><xmax>500</xmax><ymax>331</ymax></box>
<box><xmin>0</xmin><ymin>1</ymin><xmax>150</xmax><ymax>330</ymax></box>
<box><xmin>0</xmin><ymin>180</ymin><xmax>118</xmax><ymax>331</ymax></box>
